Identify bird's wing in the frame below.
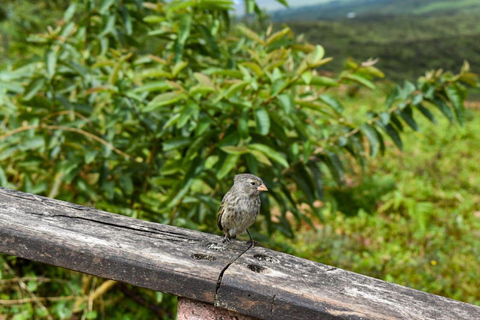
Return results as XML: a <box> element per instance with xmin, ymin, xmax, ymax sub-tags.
<box><xmin>217</xmin><ymin>195</ymin><xmax>228</xmax><ymax>231</ymax></box>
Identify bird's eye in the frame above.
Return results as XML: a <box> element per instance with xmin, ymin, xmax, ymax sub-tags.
<box><xmin>250</xmin><ymin>182</ymin><xmax>256</xmax><ymax>185</ymax></box>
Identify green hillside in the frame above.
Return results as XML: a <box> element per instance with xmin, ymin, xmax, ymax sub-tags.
<box><xmin>286</xmin><ymin>8</ymin><xmax>480</xmax><ymax>81</ymax></box>
<box><xmin>272</xmin><ymin>0</ymin><xmax>480</xmax><ymax>21</ymax></box>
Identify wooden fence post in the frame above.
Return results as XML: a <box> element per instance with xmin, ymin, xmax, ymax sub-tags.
<box><xmin>178</xmin><ymin>297</ymin><xmax>259</xmax><ymax>320</ymax></box>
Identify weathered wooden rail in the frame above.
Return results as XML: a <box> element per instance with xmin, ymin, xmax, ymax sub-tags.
<box><xmin>0</xmin><ymin>187</ymin><xmax>479</xmax><ymax>319</ymax></box>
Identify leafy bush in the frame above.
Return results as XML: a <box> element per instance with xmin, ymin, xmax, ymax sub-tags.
<box><xmin>1</xmin><ymin>0</ymin><xmax>476</xmax><ymax>234</ymax></box>
<box><xmin>0</xmin><ymin>0</ymin><xmax>478</xmax><ymax>318</ymax></box>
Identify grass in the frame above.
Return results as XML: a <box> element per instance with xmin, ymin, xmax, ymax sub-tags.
<box><xmin>271</xmin><ymin>87</ymin><xmax>480</xmax><ymax>305</ymax></box>
<box><xmin>414</xmin><ymin>0</ymin><xmax>480</xmax><ymax>15</ymax></box>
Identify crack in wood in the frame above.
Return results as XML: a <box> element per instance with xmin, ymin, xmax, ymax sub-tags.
<box><xmin>24</xmin><ymin>211</ymin><xmax>196</xmax><ymax>242</ymax></box>
<box><xmin>214</xmin><ymin>241</ymin><xmax>253</xmax><ymax>307</ymax></box>
<box><xmin>270</xmin><ymin>294</ymin><xmax>276</xmax><ymax>315</ymax></box>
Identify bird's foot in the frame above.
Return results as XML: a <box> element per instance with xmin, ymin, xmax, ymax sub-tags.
<box><xmin>222</xmin><ymin>235</ymin><xmax>231</xmax><ymax>243</ymax></box>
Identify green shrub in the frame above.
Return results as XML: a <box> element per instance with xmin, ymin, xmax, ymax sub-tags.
<box><xmin>0</xmin><ymin>0</ymin><xmax>478</xmax><ymax>317</ymax></box>
<box><xmin>1</xmin><ymin>0</ymin><xmax>476</xmax><ymax>234</ymax></box>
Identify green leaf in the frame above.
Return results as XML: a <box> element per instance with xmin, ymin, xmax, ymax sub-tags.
<box><xmin>390</xmin><ymin>113</ymin><xmax>404</xmax><ymax>132</ymax></box>
<box><xmin>277</xmin><ymin>94</ymin><xmax>293</xmax><ymax>114</ymax></box>
<box><xmin>221</xmin><ymin>145</ymin><xmax>250</xmax><ymax>154</ymax></box>
<box><xmin>119</xmin><ymin>175</ymin><xmax>134</xmax><ymax>195</ymax></box>
<box><xmin>416</xmin><ymin>104</ymin><xmax>437</xmax><ymax>124</ymax></box>
<box><xmin>237</xmin><ymin>25</ymin><xmax>264</xmax><ymax>45</ymax></box>
<box><xmin>255</xmin><ymin>107</ymin><xmax>270</xmax><ymax>135</ymax></box>
<box><xmin>144</xmin><ymin>15</ymin><xmax>164</xmax><ymax>23</ymax></box>
<box><xmin>245</xmin><ymin>154</ymin><xmax>258</xmax><ymax>175</ymax></box>
<box><xmin>217</xmin><ymin>154</ymin><xmax>239</xmax><ymax>179</ymax></box>
<box><xmin>249</xmin><ymin>144</ymin><xmax>289</xmax><ymax>168</ymax></box>
<box><xmin>133</xmin><ymin>81</ymin><xmax>173</xmax><ymax>93</ymax></box>
<box><xmin>46</xmin><ymin>50</ymin><xmax>57</xmax><ymax>78</ymax></box>
<box><xmin>163</xmin><ymin>137</ymin><xmax>192</xmax><ymax>152</ymax></box>
<box><xmin>459</xmin><ymin>72</ymin><xmax>478</xmax><ymax>86</ymax></box>
<box><xmin>295</xmin><ymin>99</ymin><xmax>331</xmax><ymax>115</ymax></box>
<box><xmin>120</xmin><ymin>5</ymin><xmax>132</xmax><ymax>35</ymax></box>
<box><xmin>307</xmin><ymin>57</ymin><xmax>333</xmax><ymax>69</ymax></box>
<box><xmin>143</xmin><ymin>91</ymin><xmax>187</xmax><ymax>112</ymax></box>
<box><xmin>360</xmin><ymin>124</ymin><xmax>380</xmax><ymax>157</ymax></box>
<box><xmin>189</xmin><ymin>85</ymin><xmax>215</xmax><ymax>96</ymax></box>
<box><xmin>307</xmin><ymin>45</ymin><xmax>325</xmax><ymax>65</ymax></box>
<box><xmin>250</xmin><ymin>149</ymin><xmax>272</xmax><ymax>166</ymax></box>
<box><xmin>241</xmin><ymin>62</ymin><xmax>263</xmax><ymax>77</ymax></box>
<box><xmin>63</xmin><ymin>3</ymin><xmax>78</xmax><ymax>20</ymax></box>
<box><xmin>204</xmin><ymin>68</ymin><xmax>243</xmax><ymax>78</ymax></box>
<box><xmin>19</xmin><ymin>137</ymin><xmax>44</xmax><ymax>151</ymax></box>
<box><xmin>177</xmin><ymin>102</ymin><xmax>197</xmax><ymax>128</ymax></box>
<box><xmin>291</xmin><ymin>163</ymin><xmax>316</xmax><ymax>204</ymax></box>
<box><xmin>0</xmin><ymin>165</ymin><xmax>8</xmax><ymax>186</ymax></box>
<box><xmin>323</xmin><ymin>151</ymin><xmax>344</xmax><ymax>186</ymax></box>
<box><xmin>301</xmin><ymin>71</ymin><xmax>312</xmax><ymax>85</ymax></box>
<box><xmin>275</xmin><ymin>0</ymin><xmax>289</xmax><ymax>7</ymax></box>
<box><xmin>238</xmin><ymin>109</ymin><xmax>250</xmax><ymax>139</ymax></box>
<box><xmin>343</xmin><ymin>73</ymin><xmax>375</xmax><ymax>90</ymax></box>
<box><xmin>194</xmin><ymin>73</ymin><xmax>215</xmax><ymax>87</ymax></box>
<box><xmin>197</xmin><ymin>0</ymin><xmax>234</xmax><ymax>10</ymax></box>
<box><xmin>445</xmin><ymin>84</ymin><xmax>466</xmax><ymax>125</ymax></box>
<box><xmin>379</xmin><ymin>112</ymin><xmax>390</xmax><ymax>125</ymax></box>
<box><xmin>266</xmin><ymin>27</ymin><xmax>291</xmax><ymax>46</ymax></box>
<box><xmin>429</xmin><ymin>97</ymin><xmax>454</xmax><ymax>123</ymax></box>
<box><xmin>199</xmin><ymin>25</ymin><xmax>220</xmax><ymax>58</ymax></box>
<box><xmin>295</xmin><ymin>76</ymin><xmax>338</xmax><ymax>87</ymax></box>
<box><xmin>318</xmin><ymin>94</ymin><xmax>344</xmax><ymax>114</ymax></box>
<box><xmin>172</xmin><ymin>61</ymin><xmax>189</xmax><ymax>77</ymax></box>
<box><xmin>174</xmin><ymin>14</ymin><xmax>192</xmax><ymax>62</ymax></box>
<box><xmin>186</xmin><ymin>131</ymin><xmax>215</xmax><ymax>159</ymax></box>
<box><xmin>225</xmin><ymin>81</ymin><xmax>249</xmax><ymax>98</ymax></box>
<box><xmin>23</xmin><ymin>78</ymin><xmax>46</xmax><ymax>101</ymax></box>
<box><xmin>377</xmin><ymin>121</ymin><xmax>402</xmax><ymax>150</ymax></box>
<box><xmin>85</xmin><ymin>311</ymin><xmax>98</xmax><ymax>320</ymax></box>
<box><xmin>245</xmin><ymin>0</ymin><xmax>255</xmax><ymax>13</ymax></box>
<box><xmin>411</xmin><ymin>93</ymin><xmax>423</xmax><ymax>106</ymax></box>
<box><xmin>168</xmin><ymin>157</ymin><xmax>204</xmax><ymax>207</ymax></box>
<box><xmin>99</xmin><ymin>0</ymin><xmax>115</xmax><ymax>14</ymax></box>
<box><xmin>397</xmin><ymin>108</ymin><xmax>419</xmax><ymax>131</ymax></box>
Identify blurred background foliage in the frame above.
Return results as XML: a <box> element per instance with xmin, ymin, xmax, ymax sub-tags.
<box><xmin>0</xmin><ymin>0</ymin><xmax>479</xmax><ymax>318</ymax></box>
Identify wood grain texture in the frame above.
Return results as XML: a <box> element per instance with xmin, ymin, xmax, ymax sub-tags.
<box><xmin>0</xmin><ymin>187</ymin><xmax>246</xmax><ymax>304</ymax></box>
<box><xmin>0</xmin><ymin>187</ymin><xmax>479</xmax><ymax>320</ymax></box>
<box><xmin>216</xmin><ymin>246</ymin><xmax>480</xmax><ymax>320</ymax></box>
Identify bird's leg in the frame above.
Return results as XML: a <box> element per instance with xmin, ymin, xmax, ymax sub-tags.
<box><xmin>222</xmin><ymin>234</ymin><xmax>230</xmax><ymax>243</ymax></box>
<box><xmin>246</xmin><ymin>229</ymin><xmax>254</xmax><ymax>248</ymax></box>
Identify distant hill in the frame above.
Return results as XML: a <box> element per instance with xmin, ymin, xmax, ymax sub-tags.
<box><xmin>279</xmin><ymin>1</ymin><xmax>480</xmax><ymax>81</ymax></box>
<box><xmin>271</xmin><ymin>0</ymin><xmax>480</xmax><ymax>21</ymax></box>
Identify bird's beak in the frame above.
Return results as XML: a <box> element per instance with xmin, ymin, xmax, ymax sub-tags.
<box><xmin>257</xmin><ymin>184</ymin><xmax>268</xmax><ymax>192</ymax></box>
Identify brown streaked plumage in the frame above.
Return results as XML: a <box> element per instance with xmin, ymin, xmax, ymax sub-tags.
<box><xmin>217</xmin><ymin>173</ymin><xmax>268</xmax><ymax>246</ymax></box>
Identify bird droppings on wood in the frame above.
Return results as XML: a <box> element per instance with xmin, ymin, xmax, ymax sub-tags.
<box><xmin>253</xmin><ymin>254</ymin><xmax>279</xmax><ymax>264</ymax></box>
<box><xmin>206</xmin><ymin>243</ymin><xmax>228</xmax><ymax>251</ymax></box>
<box><xmin>192</xmin><ymin>253</ymin><xmax>217</xmax><ymax>261</ymax></box>
<box><xmin>247</xmin><ymin>264</ymin><xmax>266</xmax><ymax>274</ymax></box>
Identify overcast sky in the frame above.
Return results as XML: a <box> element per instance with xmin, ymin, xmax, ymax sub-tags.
<box><xmin>234</xmin><ymin>0</ymin><xmax>336</xmax><ymax>14</ymax></box>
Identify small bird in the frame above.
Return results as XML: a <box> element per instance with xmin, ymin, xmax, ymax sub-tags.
<box><xmin>217</xmin><ymin>173</ymin><xmax>268</xmax><ymax>246</ymax></box>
